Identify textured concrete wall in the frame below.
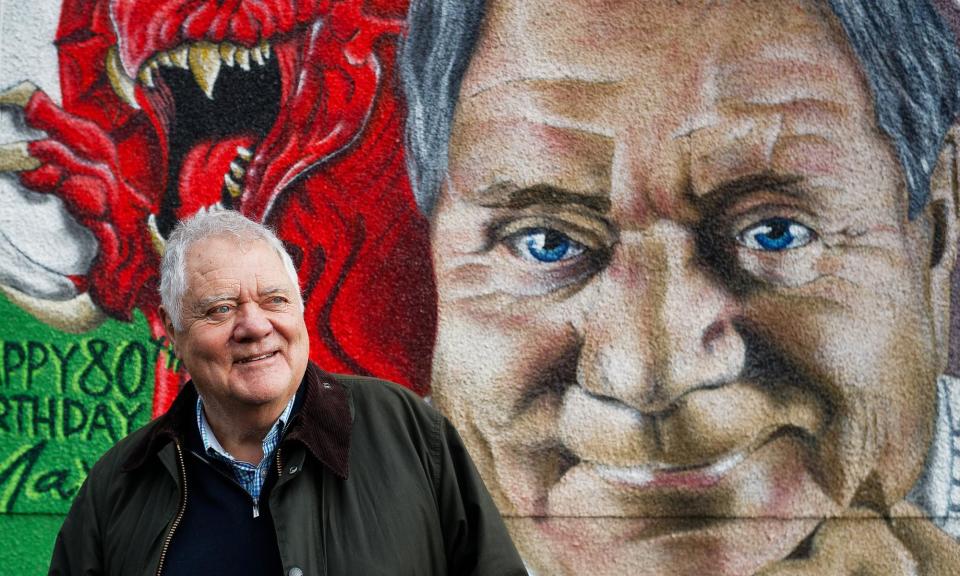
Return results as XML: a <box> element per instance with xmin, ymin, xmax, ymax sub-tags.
<box><xmin>3</xmin><ymin>1</ymin><xmax>960</xmax><ymax>574</ymax></box>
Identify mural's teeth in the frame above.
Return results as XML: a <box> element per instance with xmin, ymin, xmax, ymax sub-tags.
<box><xmin>170</xmin><ymin>45</ymin><xmax>189</xmax><ymax>69</ymax></box>
<box><xmin>236</xmin><ymin>146</ymin><xmax>253</xmax><ymax>161</ymax></box>
<box><xmin>105</xmin><ymin>46</ymin><xmax>140</xmax><ymax>109</ymax></box>
<box><xmin>157</xmin><ymin>52</ymin><xmax>172</xmax><ymax>67</ymax></box>
<box><xmin>235</xmin><ymin>47</ymin><xmax>251</xmax><ymax>71</ymax></box>
<box><xmin>138</xmin><ymin>66</ymin><xmax>155</xmax><ymax>88</ymax></box>
<box><xmin>147</xmin><ymin>213</ymin><xmax>166</xmax><ymax>256</ymax></box>
<box><xmin>251</xmin><ymin>45</ymin><xmax>265</xmax><ymax>66</ymax></box>
<box><xmin>220</xmin><ymin>43</ymin><xmax>236</xmax><ymax>67</ymax></box>
<box><xmin>188</xmin><ymin>41</ymin><xmax>222</xmax><ymax>99</ymax></box>
<box><xmin>229</xmin><ymin>161</ymin><xmax>245</xmax><ymax>180</ymax></box>
<box><xmin>224</xmin><ymin>173</ymin><xmax>242</xmax><ymax>197</ymax></box>
<box><xmin>260</xmin><ymin>39</ymin><xmax>270</xmax><ymax>60</ymax></box>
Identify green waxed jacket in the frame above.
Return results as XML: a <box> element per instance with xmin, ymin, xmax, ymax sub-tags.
<box><xmin>48</xmin><ymin>362</ymin><xmax>527</xmax><ymax>576</ymax></box>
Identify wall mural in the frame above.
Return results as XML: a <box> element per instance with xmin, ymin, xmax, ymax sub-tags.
<box><xmin>3</xmin><ymin>0</ymin><xmax>960</xmax><ymax>574</ymax></box>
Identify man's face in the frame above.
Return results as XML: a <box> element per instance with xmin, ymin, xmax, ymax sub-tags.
<box><xmin>164</xmin><ymin>236</ymin><xmax>309</xmax><ymax>419</ymax></box>
<box><xmin>430</xmin><ymin>0</ymin><xmax>948</xmax><ymax>573</ymax></box>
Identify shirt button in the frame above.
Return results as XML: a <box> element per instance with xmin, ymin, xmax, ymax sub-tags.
<box><xmin>288</xmin><ymin>567</ymin><xmax>303</xmax><ymax>576</ymax></box>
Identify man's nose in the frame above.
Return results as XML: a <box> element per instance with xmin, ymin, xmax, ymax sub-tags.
<box><xmin>232</xmin><ymin>302</ymin><xmax>274</xmax><ymax>341</ymax></box>
<box><xmin>577</xmin><ymin>221</ymin><xmax>746</xmax><ymax>414</ymax></box>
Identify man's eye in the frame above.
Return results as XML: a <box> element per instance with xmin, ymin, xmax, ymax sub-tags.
<box><xmin>507</xmin><ymin>228</ymin><xmax>587</xmax><ymax>263</ymax></box>
<box><xmin>736</xmin><ymin>218</ymin><xmax>815</xmax><ymax>251</ymax></box>
<box><xmin>209</xmin><ymin>305</ymin><xmax>232</xmax><ymax>315</ymax></box>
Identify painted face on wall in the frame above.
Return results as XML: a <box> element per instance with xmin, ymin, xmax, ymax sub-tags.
<box><xmin>430</xmin><ymin>0</ymin><xmax>955</xmax><ymax>573</ymax></box>
<box><xmin>162</xmin><ymin>236</ymin><xmax>309</xmax><ymax>421</ymax></box>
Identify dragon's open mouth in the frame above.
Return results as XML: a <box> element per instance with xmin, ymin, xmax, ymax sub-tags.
<box><xmin>106</xmin><ymin>40</ymin><xmax>283</xmax><ymax>235</ymax></box>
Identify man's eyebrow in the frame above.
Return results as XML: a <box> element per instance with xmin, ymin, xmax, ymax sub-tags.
<box><xmin>196</xmin><ymin>294</ymin><xmax>237</xmax><ymax>310</ymax></box>
<box><xmin>259</xmin><ymin>286</ymin><xmax>293</xmax><ymax>297</ymax></box>
<box><xmin>695</xmin><ymin>172</ymin><xmax>810</xmax><ymax>211</ymax></box>
<box><xmin>473</xmin><ymin>183</ymin><xmax>612</xmax><ymax>213</ymax></box>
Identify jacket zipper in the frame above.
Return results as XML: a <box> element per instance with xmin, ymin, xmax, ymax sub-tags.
<box><xmin>156</xmin><ymin>441</ymin><xmax>188</xmax><ymax>576</ymax></box>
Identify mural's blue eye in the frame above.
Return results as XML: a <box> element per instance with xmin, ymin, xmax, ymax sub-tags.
<box><xmin>514</xmin><ymin>228</ymin><xmax>586</xmax><ymax>263</ymax></box>
<box><xmin>737</xmin><ymin>218</ymin><xmax>814</xmax><ymax>251</ymax></box>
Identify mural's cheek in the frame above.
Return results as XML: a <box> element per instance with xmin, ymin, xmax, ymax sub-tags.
<box><xmin>742</xmin><ymin>259</ymin><xmax>938</xmax><ymax>508</ymax></box>
<box><xmin>431</xmin><ymin>290</ymin><xmax>580</xmax><ymax>516</ymax></box>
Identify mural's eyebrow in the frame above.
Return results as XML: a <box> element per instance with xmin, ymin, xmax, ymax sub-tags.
<box><xmin>696</xmin><ymin>172</ymin><xmax>808</xmax><ymax>208</ymax></box>
<box><xmin>474</xmin><ymin>182</ymin><xmax>611</xmax><ymax>212</ymax></box>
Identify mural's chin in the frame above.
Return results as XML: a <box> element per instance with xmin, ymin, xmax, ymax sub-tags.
<box><xmin>509</xmin><ymin>515</ymin><xmax>821</xmax><ymax>576</ymax></box>
<box><xmin>509</xmin><ymin>434</ymin><xmax>838</xmax><ymax>575</ymax></box>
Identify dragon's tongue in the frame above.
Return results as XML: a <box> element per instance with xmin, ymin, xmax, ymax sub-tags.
<box><xmin>175</xmin><ymin>135</ymin><xmax>258</xmax><ymax>220</ymax></box>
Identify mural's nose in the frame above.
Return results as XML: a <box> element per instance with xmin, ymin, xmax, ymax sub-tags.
<box><xmin>576</xmin><ymin>221</ymin><xmax>746</xmax><ymax>415</ymax></box>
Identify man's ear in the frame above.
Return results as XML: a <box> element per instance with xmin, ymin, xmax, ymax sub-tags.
<box><xmin>927</xmin><ymin>125</ymin><xmax>960</xmax><ymax>367</ymax></box>
<box><xmin>158</xmin><ymin>305</ymin><xmax>179</xmax><ymax>357</ymax></box>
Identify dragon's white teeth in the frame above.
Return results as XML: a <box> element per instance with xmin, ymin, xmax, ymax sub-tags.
<box><xmin>224</xmin><ymin>173</ymin><xmax>242</xmax><ymax>197</ymax></box>
<box><xmin>235</xmin><ymin>46</ymin><xmax>251</xmax><ymax>71</ymax></box>
<box><xmin>128</xmin><ymin>38</ymin><xmax>273</xmax><ymax>96</ymax></box>
<box><xmin>229</xmin><ymin>161</ymin><xmax>245</xmax><ymax>179</ymax></box>
<box><xmin>138</xmin><ymin>66</ymin><xmax>155</xmax><ymax>88</ymax></box>
<box><xmin>251</xmin><ymin>45</ymin><xmax>265</xmax><ymax>66</ymax></box>
<box><xmin>220</xmin><ymin>42</ymin><xmax>236</xmax><ymax>67</ymax></box>
<box><xmin>236</xmin><ymin>146</ymin><xmax>253</xmax><ymax>161</ymax></box>
<box><xmin>189</xmin><ymin>41</ymin><xmax>222</xmax><ymax>99</ymax></box>
<box><xmin>105</xmin><ymin>46</ymin><xmax>140</xmax><ymax>109</ymax></box>
<box><xmin>170</xmin><ymin>45</ymin><xmax>189</xmax><ymax>69</ymax></box>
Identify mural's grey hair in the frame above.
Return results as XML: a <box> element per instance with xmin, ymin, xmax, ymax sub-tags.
<box><xmin>159</xmin><ymin>209</ymin><xmax>302</xmax><ymax>331</ymax></box>
<box><xmin>400</xmin><ymin>0</ymin><xmax>485</xmax><ymax>216</ymax></box>
<box><xmin>400</xmin><ymin>0</ymin><xmax>960</xmax><ymax>219</ymax></box>
<box><xmin>829</xmin><ymin>0</ymin><xmax>960</xmax><ymax>218</ymax></box>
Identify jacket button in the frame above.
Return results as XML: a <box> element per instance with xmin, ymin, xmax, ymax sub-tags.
<box><xmin>322</xmin><ymin>382</ymin><xmax>331</xmax><ymax>389</ymax></box>
<box><xmin>289</xmin><ymin>465</ymin><xmax>299</xmax><ymax>474</ymax></box>
<box><xmin>288</xmin><ymin>567</ymin><xmax>303</xmax><ymax>576</ymax></box>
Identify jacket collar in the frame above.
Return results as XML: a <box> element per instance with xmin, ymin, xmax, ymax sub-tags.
<box><xmin>122</xmin><ymin>362</ymin><xmax>353</xmax><ymax>479</ymax></box>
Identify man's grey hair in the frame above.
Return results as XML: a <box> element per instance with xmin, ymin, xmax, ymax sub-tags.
<box><xmin>400</xmin><ymin>0</ymin><xmax>960</xmax><ymax>219</ymax></box>
<box><xmin>159</xmin><ymin>209</ymin><xmax>302</xmax><ymax>331</ymax></box>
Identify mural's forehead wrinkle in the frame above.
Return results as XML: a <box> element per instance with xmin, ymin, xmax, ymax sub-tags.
<box><xmin>682</xmin><ymin>111</ymin><xmax>859</xmax><ymax>200</ymax></box>
<box><xmin>715</xmin><ymin>57</ymin><xmax>863</xmax><ymax>109</ymax></box>
<box><xmin>460</xmin><ymin>78</ymin><xmax>625</xmax><ymax>135</ymax></box>
<box><xmin>448</xmin><ymin>118</ymin><xmax>614</xmax><ymax>202</ymax></box>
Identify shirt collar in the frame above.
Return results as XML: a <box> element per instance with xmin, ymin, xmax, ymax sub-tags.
<box><xmin>196</xmin><ymin>393</ymin><xmax>295</xmax><ymax>463</ymax></box>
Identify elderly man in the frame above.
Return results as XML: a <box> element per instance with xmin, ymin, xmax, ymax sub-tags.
<box><xmin>48</xmin><ymin>209</ymin><xmax>526</xmax><ymax>575</ymax></box>
<box><xmin>402</xmin><ymin>0</ymin><xmax>960</xmax><ymax>574</ymax></box>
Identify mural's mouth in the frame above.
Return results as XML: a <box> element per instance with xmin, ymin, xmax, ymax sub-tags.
<box><xmin>106</xmin><ymin>37</ymin><xmax>284</xmax><ymax>234</ymax></box>
<box><xmin>591</xmin><ymin>444</ymin><xmax>751</xmax><ymax>491</ymax></box>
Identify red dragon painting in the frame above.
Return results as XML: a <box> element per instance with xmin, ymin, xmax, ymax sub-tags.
<box><xmin>0</xmin><ymin>0</ymin><xmax>435</xmax><ymax>416</ymax></box>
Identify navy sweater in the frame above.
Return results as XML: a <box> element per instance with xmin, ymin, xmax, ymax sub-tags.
<box><xmin>161</xmin><ymin>418</ymin><xmax>283</xmax><ymax>576</ymax></box>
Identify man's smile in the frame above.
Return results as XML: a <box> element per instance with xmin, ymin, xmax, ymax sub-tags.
<box><xmin>236</xmin><ymin>350</ymin><xmax>280</xmax><ymax>364</ymax></box>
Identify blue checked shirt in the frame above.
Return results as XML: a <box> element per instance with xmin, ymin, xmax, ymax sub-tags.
<box><xmin>196</xmin><ymin>395</ymin><xmax>295</xmax><ymax>512</ymax></box>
